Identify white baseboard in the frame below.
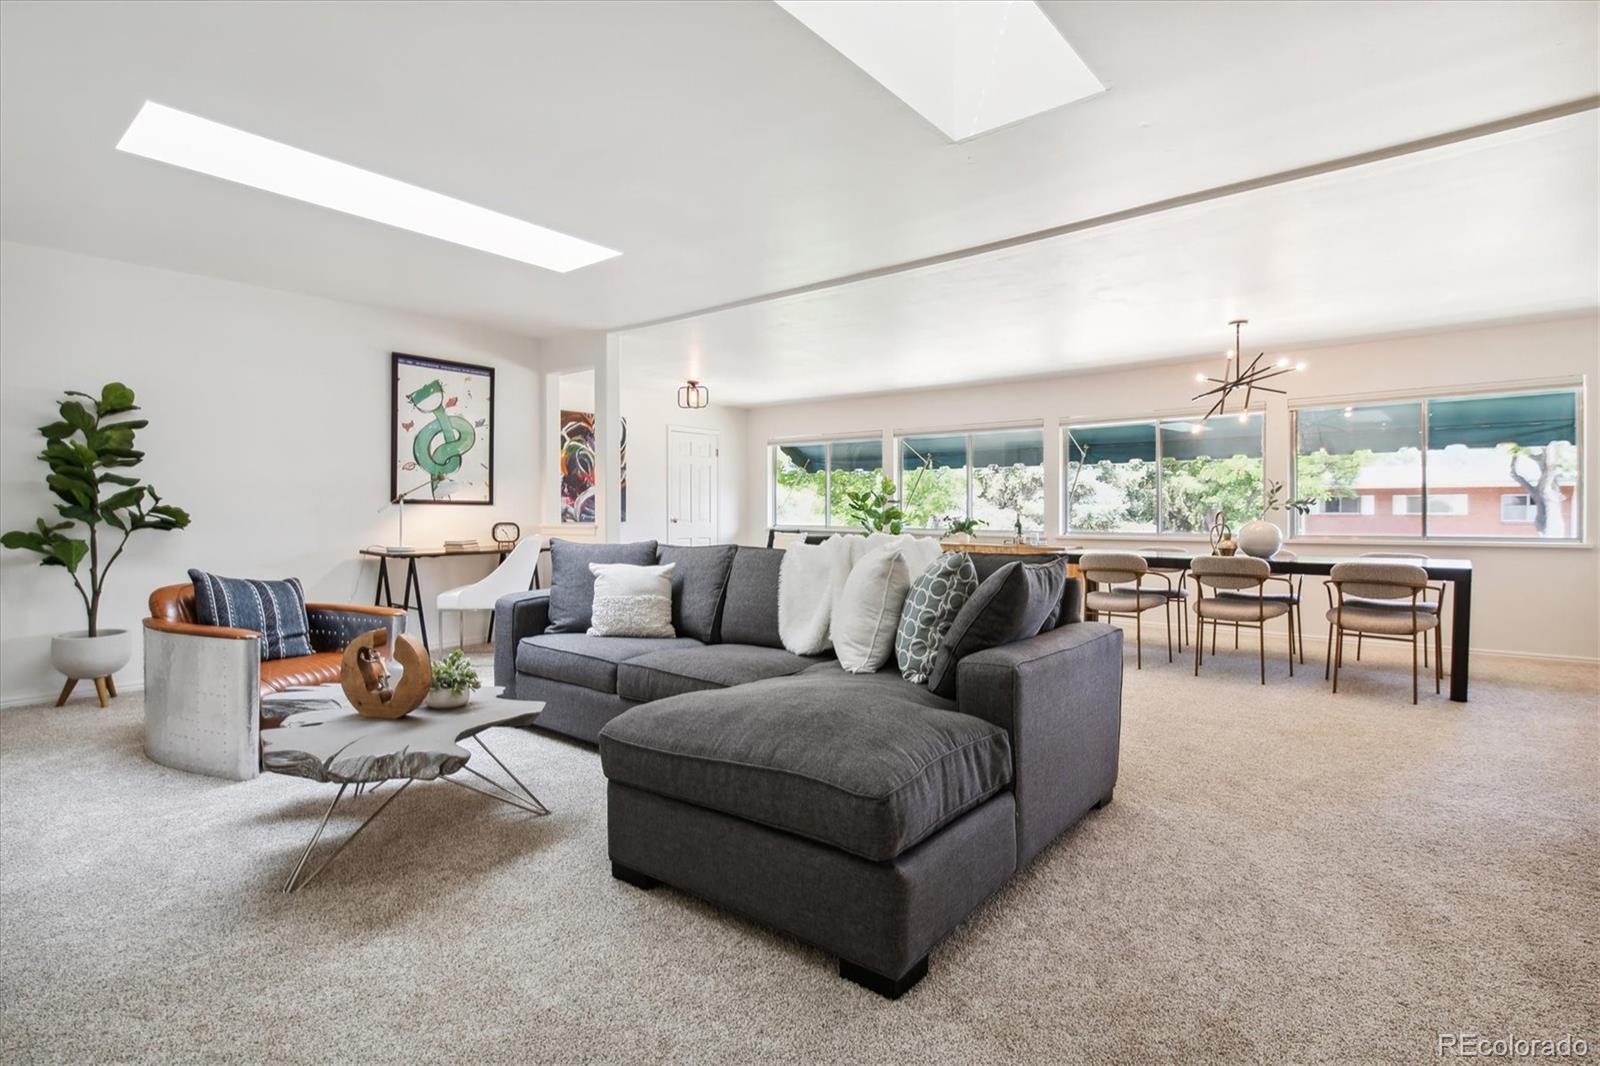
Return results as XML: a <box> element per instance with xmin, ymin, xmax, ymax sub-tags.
<box><xmin>1</xmin><ymin>679</ymin><xmax>146</xmax><ymax>710</ymax></box>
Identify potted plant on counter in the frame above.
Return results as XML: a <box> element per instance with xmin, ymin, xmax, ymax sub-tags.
<box><xmin>942</xmin><ymin>516</ymin><xmax>984</xmax><ymax>543</ymax></box>
<box><xmin>2</xmin><ymin>383</ymin><xmax>191</xmax><ymax>706</ymax></box>
<box><xmin>427</xmin><ymin>649</ymin><xmax>482</xmax><ymax>709</ymax></box>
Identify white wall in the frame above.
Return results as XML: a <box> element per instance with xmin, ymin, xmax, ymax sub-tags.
<box><xmin>740</xmin><ymin>315</ymin><xmax>1600</xmax><ymax>661</ymax></box>
<box><xmin>0</xmin><ymin>242</ymin><xmax>544</xmax><ymax>705</ymax></box>
<box><xmin>619</xmin><ymin>378</ymin><xmax>747</xmax><ymax>546</ymax></box>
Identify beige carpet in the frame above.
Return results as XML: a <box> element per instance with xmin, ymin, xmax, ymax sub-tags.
<box><xmin>1</xmin><ymin>644</ymin><xmax>1595</xmax><ymax>1065</ymax></box>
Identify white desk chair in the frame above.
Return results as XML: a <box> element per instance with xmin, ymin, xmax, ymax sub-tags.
<box><xmin>437</xmin><ymin>536</ymin><xmax>544</xmax><ymax>649</ymax></box>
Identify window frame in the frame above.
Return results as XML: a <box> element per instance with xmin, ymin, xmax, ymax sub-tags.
<box><xmin>894</xmin><ymin>423</ymin><xmax>1047</xmax><ymax>533</ymax></box>
<box><xmin>1061</xmin><ymin>412</ymin><xmax>1266</xmax><ymax>537</ymax></box>
<box><xmin>1311</xmin><ymin>494</ymin><xmax>1374</xmax><ymax>516</ymax></box>
<box><xmin>1500</xmin><ymin>493</ymin><xmax>1537</xmax><ymax>524</ymax></box>
<box><xmin>1393</xmin><ymin>493</ymin><xmax>1469</xmax><ymax>517</ymax></box>
<box><xmin>1290</xmin><ymin>384</ymin><xmax>1584</xmax><ymax>544</ymax></box>
<box><xmin>768</xmin><ymin>435</ymin><xmax>886</xmax><ymax>531</ymax></box>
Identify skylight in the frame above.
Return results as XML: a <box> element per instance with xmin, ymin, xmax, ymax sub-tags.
<box><xmin>775</xmin><ymin>0</ymin><xmax>1103</xmax><ymax>142</ymax></box>
<box><xmin>116</xmin><ymin>102</ymin><xmax>620</xmax><ymax>273</ymax></box>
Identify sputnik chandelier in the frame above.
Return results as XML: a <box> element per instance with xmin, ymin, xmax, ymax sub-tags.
<box><xmin>1191</xmin><ymin>319</ymin><xmax>1305</xmax><ymax>424</ymax></box>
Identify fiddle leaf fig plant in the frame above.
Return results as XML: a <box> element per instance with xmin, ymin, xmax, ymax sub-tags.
<box><xmin>1</xmin><ymin>383</ymin><xmax>190</xmax><ymax>635</ymax></box>
<box><xmin>842</xmin><ymin>475</ymin><xmax>909</xmax><ymax>535</ymax></box>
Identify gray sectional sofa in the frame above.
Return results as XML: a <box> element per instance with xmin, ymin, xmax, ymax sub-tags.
<box><xmin>495</xmin><ymin>540</ymin><xmax>1124</xmax><ymax>998</ymax></box>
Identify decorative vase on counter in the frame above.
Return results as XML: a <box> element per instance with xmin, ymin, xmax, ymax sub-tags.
<box><xmin>1237</xmin><ymin>520</ymin><xmax>1284</xmax><ymax>559</ymax></box>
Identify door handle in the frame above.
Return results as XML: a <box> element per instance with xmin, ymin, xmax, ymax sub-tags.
<box><xmin>670</xmin><ymin>517</ymin><xmax>679</xmax><ymax>523</ymax></box>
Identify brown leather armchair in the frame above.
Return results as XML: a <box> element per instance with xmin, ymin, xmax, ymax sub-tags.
<box><xmin>143</xmin><ymin>585</ymin><xmax>404</xmax><ymax>779</ymax></box>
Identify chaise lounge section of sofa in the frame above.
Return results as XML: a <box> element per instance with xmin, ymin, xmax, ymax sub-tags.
<box><xmin>495</xmin><ymin>539</ymin><xmax>1123</xmax><ymax>998</ymax></box>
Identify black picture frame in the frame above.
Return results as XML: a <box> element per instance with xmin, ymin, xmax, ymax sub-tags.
<box><xmin>391</xmin><ymin>352</ymin><xmax>495</xmax><ymax>505</ymax></box>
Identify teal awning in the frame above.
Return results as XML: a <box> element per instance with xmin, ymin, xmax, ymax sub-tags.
<box><xmin>830</xmin><ymin>439</ymin><xmax>883</xmax><ymax>471</ymax></box>
<box><xmin>971</xmin><ymin>429</ymin><xmax>1044</xmax><ymax>467</ymax></box>
<box><xmin>901</xmin><ymin>434</ymin><xmax>967</xmax><ymax>470</ymax></box>
<box><xmin>1161</xmin><ymin>415</ymin><xmax>1261</xmax><ymax>461</ymax></box>
<box><xmin>1428</xmin><ymin>392</ymin><xmax>1576</xmax><ymax>449</ymax></box>
<box><xmin>777</xmin><ymin>443</ymin><xmax>825</xmax><ymax>470</ymax></box>
<box><xmin>1067</xmin><ymin>423</ymin><xmax>1157</xmax><ymax>464</ymax></box>
<box><xmin>1298</xmin><ymin>403</ymin><xmax>1421</xmax><ymax>454</ymax></box>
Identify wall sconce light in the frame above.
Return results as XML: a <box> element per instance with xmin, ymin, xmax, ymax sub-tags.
<box><xmin>677</xmin><ymin>380</ymin><xmax>709</xmax><ymax>409</ymax></box>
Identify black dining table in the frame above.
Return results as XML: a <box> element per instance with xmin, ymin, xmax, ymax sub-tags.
<box><xmin>1063</xmin><ymin>550</ymin><xmax>1475</xmax><ymax>703</ymax></box>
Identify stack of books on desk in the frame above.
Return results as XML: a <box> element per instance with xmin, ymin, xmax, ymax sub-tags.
<box><xmin>444</xmin><ymin>539</ymin><xmax>481</xmax><ymax>552</ymax></box>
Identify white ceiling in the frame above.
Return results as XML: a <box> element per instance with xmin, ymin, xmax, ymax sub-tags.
<box><xmin>621</xmin><ymin>111</ymin><xmax>1599</xmax><ymax>404</ymax></box>
<box><xmin>2</xmin><ymin>1</ymin><xmax>1596</xmax><ymax>394</ymax></box>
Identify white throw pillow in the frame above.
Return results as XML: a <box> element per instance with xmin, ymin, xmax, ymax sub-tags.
<box><xmin>777</xmin><ymin>534</ymin><xmax>867</xmax><ymax>656</ymax></box>
<box><xmin>831</xmin><ymin>545</ymin><xmax>914</xmax><ymax>673</ymax></box>
<box><xmin>586</xmin><ymin>562</ymin><xmax>676</xmax><ymax>637</ymax></box>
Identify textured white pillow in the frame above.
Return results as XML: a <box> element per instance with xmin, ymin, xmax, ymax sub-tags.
<box><xmin>863</xmin><ymin>532</ymin><xmax>943</xmax><ymax>581</ymax></box>
<box><xmin>831</xmin><ymin>546</ymin><xmax>914</xmax><ymax>673</ymax></box>
<box><xmin>586</xmin><ymin>562</ymin><xmax>676</xmax><ymax>637</ymax></box>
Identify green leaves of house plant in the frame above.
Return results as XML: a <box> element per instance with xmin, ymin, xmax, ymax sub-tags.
<box><xmin>1</xmin><ymin>383</ymin><xmax>191</xmax><ymax>635</ymax></box>
<box><xmin>430</xmin><ymin>649</ymin><xmax>483</xmax><ymax>694</ymax></box>
<box><xmin>841</xmin><ymin>476</ymin><xmax>908</xmax><ymax>535</ymax></box>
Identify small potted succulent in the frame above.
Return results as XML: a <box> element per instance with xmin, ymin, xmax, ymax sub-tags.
<box><xmin>427</xmin><ymin>649</ymin><xmax>482</xmax><ymax>709</ymax></box>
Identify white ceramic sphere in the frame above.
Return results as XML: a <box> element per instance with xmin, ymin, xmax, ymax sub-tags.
<box><xmin>1237</xmin><ymin>520</ymin><xmax>1284</xmax><ymax>559</ymax></box>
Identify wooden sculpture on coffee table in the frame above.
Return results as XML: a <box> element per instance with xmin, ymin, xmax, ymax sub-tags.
<box><xmin>340</xmin><ymin>628</ymin><xmax>431</xmax><ymax>718</ymax></box>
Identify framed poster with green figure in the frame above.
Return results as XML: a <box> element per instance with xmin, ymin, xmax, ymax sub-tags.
<box><xmin>392</xmin><ymin>353</ymin><xmax>494</xmax><ymax>504</ymax></box>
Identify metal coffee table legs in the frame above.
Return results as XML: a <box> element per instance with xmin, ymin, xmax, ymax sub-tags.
<box><xmin>281</xmin><ymin>734</ymin><xmax>547</xmax><ymax>894</ymax></box>
<box><xmin>440</xmin><ymin>735</ymin><xmax>550</xmax><ymax>817</ymax></box>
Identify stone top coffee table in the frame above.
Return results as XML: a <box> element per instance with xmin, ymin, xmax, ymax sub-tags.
<box><xmin>260</xmin><ymin>687</ymin><xmax>546</xmax><ymax>893</ymax></box>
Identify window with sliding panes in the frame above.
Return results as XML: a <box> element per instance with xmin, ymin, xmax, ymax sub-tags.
<box><xmin>898</xmin><ymin>428</ymin><xmax>1045</xmax><ymax>532</ymax></box>
<box><xmin>1064</xmin><ymin>415</ymin><xmax>1263</xmax><ymax>534</ymax></box>
<box><xmin>1294</xmin><ymin>388</ymin><xmax>1580</xmax><ymax>540</ymax></box>
<box><xmin>771</xmin><ymin>438</ymin><xmax>884</xmax><ymax>528</ymax></box>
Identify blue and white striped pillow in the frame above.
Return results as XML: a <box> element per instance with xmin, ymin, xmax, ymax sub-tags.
<box><xmin>187</xmin><ymin>570</ymin><xmax>314</xmax><ymax>661</ymax></box>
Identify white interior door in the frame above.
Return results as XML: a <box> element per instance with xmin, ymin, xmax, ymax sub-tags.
<box><xmin>667</xmin><ymin>427</ymin><xmax>718</xmax><ymax>545</ymax></box>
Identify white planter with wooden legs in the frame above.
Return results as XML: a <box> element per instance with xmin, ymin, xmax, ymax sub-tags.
<box><xmin>50</xmin><ymin>629</ymin><xmax>133</xmax><ymax>707</ymax></box>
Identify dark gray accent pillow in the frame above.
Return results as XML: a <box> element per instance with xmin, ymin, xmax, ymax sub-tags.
<box><xmin>656</xmin><ymin>544</ymin><xmax>738</xmax><ymax>643</ymax></box>
<box><xmin>718</xmin><ymin>546</ymin><xmax>785</xmax><ymax>648</ymax></box>
<box><xmin>926</xmin><ymin>559</ymin><xmax>1067</xmax><ymax>698</ymax></box>
<box><xmin>546</xmin><ymin>540</ymin><xmax>659</xmax><ymax>633</ymax></box>
<box><xmin>970</xmin><ymin>551</ymin><xmax>1068</xmax><ymax>628</ymax></box>
<box><xmin>187</xmin><ymin>569</ymin><xmax>312</xmax><ymax>661</ymax></box>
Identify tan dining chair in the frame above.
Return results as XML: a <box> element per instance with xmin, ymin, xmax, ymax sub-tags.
<box><xmin>1355</xmin><ymin>551</ymin><xmax>1446</xmax><ymax>668</ymax></box>
<box><xmin>1325</xmin><ymin>561</ymin><xmax>1441</xmax><ymax>704</ymax></box>
<box><xmin>1217</xmin><ymin>548</ymin><xmax>1305</xmax><ymax>663</ymax></box>
<box><xmin>1080</xmin><ymin>551</ymin><xmax>1174</xmax><ymax>669</ymax></box>
<box><xmin>1136</xmin><ymin>547</ymin><xmax>1190</xmax><ymax>650</ymax></box>
<box><xmin>1190</xmin><ymin>555</ymin><xmax>1295</xmax><ymax>684</ymax></box>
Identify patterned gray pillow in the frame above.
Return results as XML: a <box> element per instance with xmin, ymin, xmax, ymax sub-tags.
<box><xmin>894</xmin><ymin>552</ymin><xmax>978</xmax><ymax>684</ymax></box>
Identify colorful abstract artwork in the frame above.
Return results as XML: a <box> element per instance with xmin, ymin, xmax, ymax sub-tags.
<box><xmin>392</xmin><ymin>353</ymin><xmax>494</xmax><ymax>504</ymax></box>
<box><xmin>559</xmin><ymin>413</ymin><xmax>627</xmax><ymax>523</ymax></box>
<box><xmin>560</xmin><ymin>410</ymin><xmax>596</xmax><ymax>523</ymax></box>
